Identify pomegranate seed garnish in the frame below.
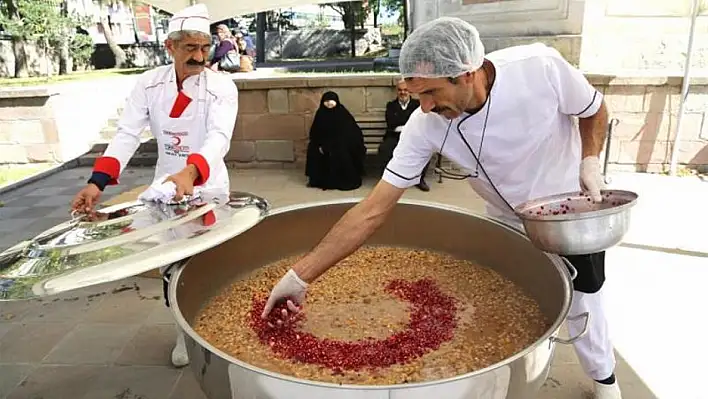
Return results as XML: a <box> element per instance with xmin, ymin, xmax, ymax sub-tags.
<box><xmin>249</xmin><ymin>279</ymin><xmax>458</xmax><ymax>370</ymax></box>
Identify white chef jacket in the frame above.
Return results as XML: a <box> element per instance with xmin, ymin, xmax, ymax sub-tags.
<box><xmin>92</xmin><ymin>65</ymin><xmax>238</xmax><ymax>196</ymax></box>
<box><xmin>382</xmin><ymin>43</ymin><xmax>603</xmax><ymax>226</ymax></box>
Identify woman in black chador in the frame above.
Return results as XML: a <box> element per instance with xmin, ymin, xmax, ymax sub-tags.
<box><xmin>305</xmin><ymin>91</ymin><xmax>366</xmax><ymax>191</ymax></box>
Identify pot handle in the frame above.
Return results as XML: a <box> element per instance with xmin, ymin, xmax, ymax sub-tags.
<box><xmin>162</xmin><ymin>257</ymin><xmax>192</xmax><ymax>283</ymax></box>
<box><xmin>559</xmin><ymin>256</ymin><xmax>578</xmax><ymax>280</ymax></box>
<box><xmin>550</xmin><ymin>312</ymin><xmax>590</xmax><ymax>345</ymax></box>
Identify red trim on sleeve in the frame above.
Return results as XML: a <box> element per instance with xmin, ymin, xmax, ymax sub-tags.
<box><xmin>93</xmin><ymin>156</ymin><xmax>121</xmax><ymax>185</ymax></box>
<box><xmin>169</xmin><ymin>91</ymin><xmax>193</xmax><ymax>118</ymax></box>
<box><xmin>201</xmin><ymin>210</ymin><xmax>216</xmax><ymax>226</ymax></box>
<box><xmin>187</xmin><ymin>153</ymin><xmax>210</xmax><ymax>186</ymax></box>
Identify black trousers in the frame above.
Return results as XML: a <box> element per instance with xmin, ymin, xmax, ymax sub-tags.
<box><xmin>564</xmin><ymin>251</ymin><xmax>606</xmax><ymax>294</ymax></box>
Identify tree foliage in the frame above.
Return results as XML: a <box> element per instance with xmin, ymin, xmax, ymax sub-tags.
<box><xmin>379</xmin><ymin>0</ymin><xmax>405</xmax><ymax>27</ymax></box>
<box><xmin>322</xmin><ymin>1</ymin><xmax>369</xmax><ymax>30</ymax></box>
<box><xmin>245</xmin><ymin>11</ymin><xmax>297</xmax><ymax>32</ymax></box>
<box><xmin>70</xmin><ymin>33</ymin><xmax>94</xmax><ymax>70</ymax></box>
<box><xmin>380</xmin><ymin>0</ymin><xmax>404</xmax><ymax>17</ymax></box>
<box><xmin>0</xmin><ymin>0</ymin><xmax>77</xmax><ymax>45</ymax></box>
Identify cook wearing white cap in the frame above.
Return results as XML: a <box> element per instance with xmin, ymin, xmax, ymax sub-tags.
<box><xmin>261</xmin><ymin>17</ymin><xmax>622</xmax><ymax>399</ymax></box>
<box><xmin>71</xmin><ymin>4</ymin><xmax>238</xmax><ymax>368</ymax></box>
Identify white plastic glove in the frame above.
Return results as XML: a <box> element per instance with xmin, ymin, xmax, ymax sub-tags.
<box><xmin>261</xmin><ymin>269</ymin><xmax>308</xmax><ymax>323</ymax></box>
<box><xmin>139</xmin><ymin>174</ymin><xmax>202</xmax><ymax>204</ymax></box>
<box><xmin>579</xmin><ymin>156</ymin><xmax>606</xmax><ymax>203</ymax></box>
<box><xmin>139</xmin><ymin>174</ymin><xmax>177</xmax><ymax>203</ymax></box>
<box><xmin>394</xmin><ymin>126</ymin><xmax>403</xmax><ymax>133</ymax></box>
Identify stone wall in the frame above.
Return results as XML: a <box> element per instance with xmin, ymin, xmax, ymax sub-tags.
<box><xmin>0</xmin><ymin>88</ymin><xmax>62</xmax><ymax>164</ymax></box>
<box><xmin>580</xmin><ymin>0</ymin><xmax>708</xmax><ymax>74</ymax></box>
<box><xmin>0</xmin><ymin>40</ymin><xmax>170</xmax><ymax>77</ymax></box>
<box><xmin>1</xmin><ymin>73</ymin><xmax>705</xmax><ymax>173</ymax></box>
<box><xmin>228</xmin><ymin>74</ymin><xmax>708</xmax><ymax>173</ymax></box>
<box><xmin>408</xmin><ymin>0</ymin><xmax>708</xmax><ymax>74</ymax></box>
<box><xmin>409</xmin><ymin>0</ymin><xmax>585</xmax><ymax>37</ymax></box>
<box><xmin>0</xmin><ymin>74</ymin><xmax>140</xmax><ymax>165</ymax></box>
<box><xmin>91</xmin><ymin>43</ymin><xmax>170</xmax><ymax>70</ymax></box>
<box><xmin>597</xmin><ymin>76</ymin><xmax>708</xmax><ymax>172</ymax></box>
<box><xmin>0</xmin><ymin>40</ymin><xmax>62</xmax><ymax>78</ymax></box>
<box><xmin>229</xmin><ymin>75</ymin><xmax>399</xmax><ymax>169</ymax></box>
<box><xmin>262</xmin><ymin>28</ymin><xmax>383</xmax><ymax>59</ymax></box>
<box><xmin>408</xmin><ymin>0</ymin><xmax>585</xmax><ymax>66</ymax></box>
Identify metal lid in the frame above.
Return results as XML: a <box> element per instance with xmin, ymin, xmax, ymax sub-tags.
<box><xmin>0</xmin><ymin>190</ymin><xmax>270</xmax><ymax>301</ymax></box>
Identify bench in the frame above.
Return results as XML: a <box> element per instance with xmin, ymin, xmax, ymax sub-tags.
<box><xmin>355</xmin><ymin>115</ymin><xmax>388</xmax><ymax>156</ymax></box>
<box><xmin>355</xmin><ymin>115</ymin><xmax>451</xmax><ymax>182</ymax></box>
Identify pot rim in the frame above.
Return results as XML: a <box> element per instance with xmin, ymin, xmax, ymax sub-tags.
<box><xmin>514</xmin><ymin>189</ymin><xmax>639</xmax><ymax>222</ymax></box>
<box><xmin>168</xmin><ymin>198</ymin><xmax>573</xmax><ymax>390</ymax></box>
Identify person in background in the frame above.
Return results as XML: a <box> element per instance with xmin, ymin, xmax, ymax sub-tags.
<box><xmin>377</xmin><ymin>79</ymin><xmax>429</xmax><ymax>191</ymax></box>
<box><xmin>70</xmin><ymin>4</ymin><xmax>238</xmax><ymax>369</ymax></box>
<box><xmin>305</xmin><ymin>91</ymin><xmax>367</xmax><ymax>191</ymax></box>
<box><xmin>234</xmin><ymin>31</ymin><xmax>255</xmax><ymax>72</ymax></box>
<box><xmin>208</xmin><ymin>24</ymin><xmax>240</xmax><ymax>72</ymax></box>
<box><xmin>240</xmin><ymin>28</ymin><xmax>257</xmax><ymax>58</ymax></box>
<box><xmin>261</xmin><ymin>17</ymin><xmax>621</xmax><ymax>399</ymax></box>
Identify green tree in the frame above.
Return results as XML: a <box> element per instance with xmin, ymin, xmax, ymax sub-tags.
<box><xmin>380</xmin><ymin>0</ymin><xmax>403</xmax><ymax>18</ymax></box>
<box><xmin>322</xmin><ymin>1</ymin><xmax>369</xmax><ymax>30</ymax></box>
<box><xmin>371</xmin><ymin>0</ymin><xmax>380</xmax><ymax>27</ymax></box>
<box><xmin>379</xmin><ymin>0</ymin><xmax>406</xmax><ymax>39</ymax></box>
<box><xmin>320</xmin><ymin>2</ymin><xmax>370</xmax><ymax>57</ymax></box>
<box><xmin>0</xmin><ymin>0</ymin><xmax>78</xmax><ymax>77</ymax></box>
<box><xmin>245</xmin><ymin>10</ymin><xmax>296</xmax><ymax>31</ymax></box>
<box><xmin>70</xmin><ymin>33</ymin><xmax>94</xmax><ymax>71</ymax></box>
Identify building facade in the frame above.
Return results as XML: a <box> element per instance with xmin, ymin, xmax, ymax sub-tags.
<box><xmin>67</xmin><ymin>0</ymin><xmax>169</xmax><ymax>45</ymax></box>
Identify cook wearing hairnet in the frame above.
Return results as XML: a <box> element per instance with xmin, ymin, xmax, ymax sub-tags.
<box><xmin>261</xmin><ymin>17</ymin><xmax>618</xmax><ymax>399</ymax></box>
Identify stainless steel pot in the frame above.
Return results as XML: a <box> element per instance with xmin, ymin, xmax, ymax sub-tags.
<box><xmin>168</xmin><ymin>199</ymin><xmax>589</xmax><ymax>399</ymax></box>
<box><xmin>514</xmin><ymin>190</ymin><xmax>638</xmax><ymax>255</ymax></box>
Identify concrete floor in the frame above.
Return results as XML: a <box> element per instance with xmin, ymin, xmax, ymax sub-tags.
<box><xmin>0</xmin><ymin>166</ymin><xmax>688</xmax><ymax>399</ymax></box>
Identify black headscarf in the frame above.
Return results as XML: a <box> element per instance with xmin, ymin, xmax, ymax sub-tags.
<box><xmin>309</xmin><ymin>92</ymin><xmax>354</xmax><ymax>140</ymax></box>
<box><xmin>305</xmin><ymin>91</ymin><xmax>366</xmax><ymax>191</ymax></box>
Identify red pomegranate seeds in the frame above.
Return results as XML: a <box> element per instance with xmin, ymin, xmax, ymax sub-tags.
<box><xmin>249</xmin><ymin>278</ymin><xmax>458</xmax><ymax>371</ymax></box>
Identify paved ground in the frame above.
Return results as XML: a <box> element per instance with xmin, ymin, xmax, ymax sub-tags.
<box><xmin>2</xmin><ymin>166</ymin><xmax>703</xmax><ymax>399</ymax></box>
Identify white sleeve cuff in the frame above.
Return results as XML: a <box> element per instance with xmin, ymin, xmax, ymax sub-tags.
<box><xmin>382</xmin><ymin>167</ymin><xmax>423</xmax><ymax>189</ymax></box>
<box><xmin>575</xmin><ymin>90</ymin><xmax>603</xmax><ymax>118</ymax></box>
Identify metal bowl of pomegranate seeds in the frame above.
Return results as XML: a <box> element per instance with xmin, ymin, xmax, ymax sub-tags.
<box><xmin>167</xmin><ymin>199</ymin><xmax>587</xmax><ymax>399</ymax></box>
<box><xmin>514</xmin><ymin>189</ymin><xmax>639</xmax><ymax>255</ymax></box>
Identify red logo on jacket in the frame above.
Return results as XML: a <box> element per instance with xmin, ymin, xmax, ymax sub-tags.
<box><xmin>163</xmin><ymin>130</ymin><xmax>190</xmax><ymax>157</ymax></box>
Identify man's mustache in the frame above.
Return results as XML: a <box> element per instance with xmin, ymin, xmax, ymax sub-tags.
<box><xmin>186</xmin><ymin>59</ymin><xmax>205</xmax><ymax>66</ymax></box>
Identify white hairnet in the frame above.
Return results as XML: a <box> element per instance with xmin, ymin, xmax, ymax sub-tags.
<box><xmin>399</xmin><ymin>17</ymin><xmax>485</xmax><ymax>79</ymax></box>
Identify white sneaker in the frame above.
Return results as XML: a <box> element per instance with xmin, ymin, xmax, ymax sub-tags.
<box><xmin>171</xmin><ymin>331</ymin><xmax>190</xmax><ymax>367</ymax></box>
<box><xmin>594</xmin><ymin>381</ymin><xmax>622</xmax><ymax>399</ymax></box>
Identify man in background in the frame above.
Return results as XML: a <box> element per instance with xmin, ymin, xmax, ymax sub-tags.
<box><xmin>377</xmin><ymin>79</ymin><xmax>430</xmax><ymax>191</ymax></box>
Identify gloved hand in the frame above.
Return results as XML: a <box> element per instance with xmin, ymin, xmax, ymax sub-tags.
<box><xmin>261</xmin><ymin>269</ymin><xmax>308</xmax><ymax>324</ymax></box>
<box><xmin>138</xmin><ymin>174</ymin><xmax>177</xmax><ymax>203</ymax></box>
<box><xmin>579</xmin><ymin>156</ymin><xmax>606</xmax><ymax>203</ymax></box>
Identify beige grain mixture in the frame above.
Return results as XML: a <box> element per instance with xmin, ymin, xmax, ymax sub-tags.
<box><xmin>193</xmin><ymin>246</ymin><xmax>551</xmax><ymax>385</ymax></box>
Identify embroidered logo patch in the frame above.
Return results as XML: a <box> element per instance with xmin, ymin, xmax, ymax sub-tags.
<box><xmin>163</xmin><ymin>130</ymin><xmax>190</xmax><ymax>157</ymax></box>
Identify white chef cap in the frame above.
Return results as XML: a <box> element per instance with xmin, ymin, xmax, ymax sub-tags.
<box><xmin>168</xmin><ymin>4</ymin><xmax>210</xmax><ymax>36</ymax></box>
<box><xmin>399</xmin><ymin>17</ymin><xmax>485</xmax><ymax>79</ymax></box>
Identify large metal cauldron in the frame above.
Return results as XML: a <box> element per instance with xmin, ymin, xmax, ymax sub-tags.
<box><xmin>168</xmin><ymin>199</ymin><xmax>585</xmax><ymax>399</ymax></box>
